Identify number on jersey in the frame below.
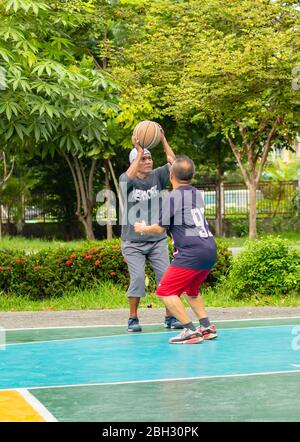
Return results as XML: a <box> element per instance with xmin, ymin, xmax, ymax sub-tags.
<box><xmin>191</xmin><ymin>208</ymin><xmax>213</xmax><ymax>238</ymax></box>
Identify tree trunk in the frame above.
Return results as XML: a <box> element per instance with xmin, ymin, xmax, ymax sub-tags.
<box><xmin>64</xmin><ymin>154</ymin><xmax>96</xmax><ymax>241</ymax></box>
<box><xmin>215</xmin><ymin>158</ymin><xmax>223</xmax><ymax>236</ymax></box>
<box><xmin>248</xmin><ymin>181</ymin><xmax>257</xmax><ymax>240</ymax></box>
<box><xmin>108</xmin><ymin>158</ymin><xmax>123</xmax><ymax>216</ymax></box>
<box><xmin>104</xmin><ymin>160</ymin><xmax>113</xmax><ymax>240</ymax></box>
<box><xmin>228</xmin><ymin>117</ymin><xmax>280</xmax><ymax>241</ymax></box>
<box><xmin>82</xmin><ymin>212</ymin><xmax>95</xmax><ymax>241</ymax></box>
<box><xmin>0</xmin><ymin>204</ymin><xmax>2</xmax><ymax>239</ymax></box>
<box><xmin>0</xmin><ymin>151</ymin><xmax>14</xmax><ymax>239</ymax></box>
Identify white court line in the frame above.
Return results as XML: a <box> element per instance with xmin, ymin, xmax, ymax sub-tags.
<box><xmin>4</xmin><ymin>323</ymin><xmax>300</xmax><ymax>347</ymax></box>
<box><xmin>4</xmin><ymin>330</ymin><xmax>174</xmax><ymax>347</ymax></box>
<box><xmin>3</xmin><ymin>316</ymin><xmax>300</xmax><ymax>331</ymax></box>
<box><xmin>1</xmin><ymin>369</ymin><xmax>300</xmax><ymax>393</ymax></box>
<box><xmin>17</xmin><ymin>388</ymin><xmax>57</xmax><ymax>422</ymax></box>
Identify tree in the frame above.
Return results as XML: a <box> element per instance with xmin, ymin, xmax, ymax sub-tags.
<box><xmin>0</xmin><ymin>0</ymin><xmax>120</xmax><ymax>239</ymax></box>
<box><xmin>110</xmin><ymin>0</ymin><xmax>300</xmax><ymax>238</ymax></box>
<box><xmin>0</xmin><ymin>151</ymin><xmax>14</xmax><ymax>237</ymax></box>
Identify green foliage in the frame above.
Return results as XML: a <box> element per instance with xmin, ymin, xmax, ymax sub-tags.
<box><xmin>207</xmin><ymin>238</ymin><xmax>233</xmax><ymax>286</ymax></box>
<box><xmin>264</xmin><ymin>158</ymin><xmax>300</xmax><ymax>182</ymax></box>
<box><xmin>227</xmin><ymin>219</ymin><xmax>249</xmax><ymax>237</ymax></box>
<box><xmin>225</xmin><ymin>238</ymin><xmax>300</xmax><ymax>298</ymax></box>
<box><xmin>0</xmin><ymin>238</ymin><xmax>232</xmax><ymax>299</ymax></box>
<box><xmin>256</xmin><ymin>216</ymin><xmax>300</xmax><ymax>234</ymax></box>
<box><xmin>110</xmin><ymin>0</ymin><xmax>300</xmax><ymax>239</ymax></box>
<box><xmin>0</xmin><ymin>0</ymin><xmax>120</xmax><ymax>159</ymax></box>
<box><xmin>225</xmin><ymin>215</ymin><xmax>300</xmax><ymax>237</ymax></box>
<box><xmin>112</xmin><ymin>0</ymin><xmax>300</xmax><ymax>132</ymax></box>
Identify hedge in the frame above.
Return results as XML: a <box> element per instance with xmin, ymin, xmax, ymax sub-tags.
<box><xmin>0</xmin><ymin>238</ymin><xmax>232</xmax><ymax>299</ymax></box>
<box><xmin>225</xmin><ymin>237</ymin><xmax>300</xmax><ymax>298</ymax></box>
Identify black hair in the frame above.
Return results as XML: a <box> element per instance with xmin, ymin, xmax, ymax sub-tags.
<box><xmin>171</xmin><ymin>155</ymin><xmax>195</xmax><ymax>182</ymax></box>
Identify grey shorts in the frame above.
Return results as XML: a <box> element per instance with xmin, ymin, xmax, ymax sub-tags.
<box><xmin>121</xmin><ymin>238</ymin><xmax>170</xmax><ymax>297</ymax></box>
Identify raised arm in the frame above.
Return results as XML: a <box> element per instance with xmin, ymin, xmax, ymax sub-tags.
<box><xmin>159</xmin><ymin>126</ymin><xmax>176</xmax><ymax>165</ymax></box>
<box><xmin>125</xmin><ymin>136</ymin><xmax>144</xmax><ymax>180</ymax></box>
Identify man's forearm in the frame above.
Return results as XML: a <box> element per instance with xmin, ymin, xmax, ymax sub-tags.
<box><xmin>161</xmin><ymin>136</ymin><xmax>176</xmax><ymax>162</ymax></box>
<box><xmin>135</xmin><ymin>223</ymin><xmax>166</xmax><ymax>235</ymax></box>
<box><xmin>126</xmin><ymin>151</ymin><xmax>143</xmax><ymax>179</ymax></box>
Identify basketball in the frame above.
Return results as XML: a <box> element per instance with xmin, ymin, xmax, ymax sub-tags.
<box><xmin>133</xmin><ymin>120</ymin><xmax>162</xmax><ymax>149</ymax></box>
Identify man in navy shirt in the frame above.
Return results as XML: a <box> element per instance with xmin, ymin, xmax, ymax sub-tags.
<box><xmin>134</xmin><ymin>155</ymin><xmax>217</xmax><ymax>344</ymax></box>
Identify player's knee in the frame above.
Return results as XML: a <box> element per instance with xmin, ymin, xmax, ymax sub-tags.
<box><xmin>129</xmin><ymin>276</ymin><xmax>145</xmax><ymax>292</ymax></box>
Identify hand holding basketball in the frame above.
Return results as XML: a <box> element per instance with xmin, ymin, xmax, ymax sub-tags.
<box><xmin>156</xmin><ymin>123</ymin><xmax>165</xmax><ymax>138</ymax></box>
<box><xmin>131</xmin><ymin>135</ymin><xmax>143</xmax><ymax>155</ymax></box>
<box><xmin>133</xmin><ymin>121</ymin><xmax>162</xmax><ymax>150</ymax></box>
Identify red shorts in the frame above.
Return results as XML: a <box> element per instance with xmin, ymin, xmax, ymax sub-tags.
<box><xmin>156</xmin><ymin>266</ymin><xmax>210</xmax><ymax>297</ymax></box>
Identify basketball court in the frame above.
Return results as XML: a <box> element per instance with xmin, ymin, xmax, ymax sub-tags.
<box><xmin>1</xmin><ymin>316</ymin><xmax>300</xmax><ymax>422</ymax></box>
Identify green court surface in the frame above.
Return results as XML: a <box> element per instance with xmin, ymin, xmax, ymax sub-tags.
<box><xmin>1</xmin><ymin>317</ymin><xmax>300</xmax><ymax>422</ymax></box>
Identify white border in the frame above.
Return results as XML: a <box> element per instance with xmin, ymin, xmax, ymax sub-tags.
<box><xmin>16</xmin><ymin>388</ymin><xmax>57</xmax><ymax>422</ymax></box>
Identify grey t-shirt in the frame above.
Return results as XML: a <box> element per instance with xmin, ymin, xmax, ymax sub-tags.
<box><xmin>119</xmin><ymin>165</ymin><xmax>169</xmax><ymax>242</ymax></box>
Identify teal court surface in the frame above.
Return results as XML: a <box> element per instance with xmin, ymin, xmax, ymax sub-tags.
<box><xmin>1</xmin><ymin>317</ymin><xmax>300</xmax><ymax>422</ymax></box>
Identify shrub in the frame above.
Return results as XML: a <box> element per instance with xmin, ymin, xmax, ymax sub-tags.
<box><xmin>225</xmin><ymin>218</ymin><xmax>249</xmax><ymax>237</ymax></box>
<box><xmin>0</xmin><ymin>238</ymin><xmax>232</xmax><ymax>299</ymax></box>
<box><xmin>225</xmin><ymin>237</ymin><xmax>300</xmax><ymax>299</ymax></box>
<box><xmin>207</xmin><ymin>238</ymin><xmax>232</xmax><ymax>286</ymax></box>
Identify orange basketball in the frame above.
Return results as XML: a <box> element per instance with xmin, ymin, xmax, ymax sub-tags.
<box><xmin>133</xmin><ymin>121</ymin><xmax>162</xmax><ymax>149</ymax></box>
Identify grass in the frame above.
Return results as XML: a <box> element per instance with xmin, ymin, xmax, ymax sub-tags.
<box><xmin>0</xmin><ymin>281</ymin><xmax>160</xmax><ymax>312</ymax></box>
<box><xmin>0</xmin><ymin>281</ymin><xmax>299</xmax><ymax>312</ymax></box>
<box><xmin>1</xmin><ymin>232</ymin><xmax>299</xmax><ymax>253</ymax></box>
<box><xmin>0</xmin><ymin>236</ymin><xmax>87</xmax><ymax>252</ymax></box>
<box><xmin>220</xmin><ymin>231</ymin><xmax>300</xmax><ymax>248</ymax></box>
<box><xmin>202</xmin><ymin>286</ymin><xmax>300</xmax><ymax>307</ymax></box>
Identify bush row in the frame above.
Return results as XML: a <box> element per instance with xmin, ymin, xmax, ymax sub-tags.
<box><xmin>0</xmin><ymin>238</ymin><xmax>232</xmax><ymax>299</ymax></box>
<box><xmin>222</xmin><ymin>238</ymin><xmax>300</xmax><ymax>298</ymax></box>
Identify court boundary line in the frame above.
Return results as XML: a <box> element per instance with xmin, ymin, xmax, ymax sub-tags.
<box><xmin>17</xmin><ymin>388</ymin><xmax>57</xmax><ymax>422</ymax></box>
<box><xmin>1</xmin><ymin>369</ymin><xmax>300</xmax><ymax>393</ymax></box>
<box><xmin>4</xmin><ymin>315</ymin><xmax>300</xmax><ymax>331</ymax></box>
<box><xmin>4</xmin><ymin>322</ymin><xmax>300</xmax><ymax>347</ymax></box>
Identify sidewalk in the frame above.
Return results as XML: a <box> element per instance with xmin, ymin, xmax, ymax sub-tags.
<box><xmin>1</xmin><ymin>307</ymin><xmax>300</xmax><ymax>329</ymax></box>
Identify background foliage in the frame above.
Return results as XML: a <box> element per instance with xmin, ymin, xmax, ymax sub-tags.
<box><xmin>0</xmin><ymin>238</ymin><xmax>231</xmax><ymax>298</ymax></box>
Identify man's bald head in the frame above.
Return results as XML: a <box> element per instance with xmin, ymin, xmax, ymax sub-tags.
<box><xmin>171</xmin><ymin>156</ymin><xmax>195</xmax><ymax>183</ymax></box>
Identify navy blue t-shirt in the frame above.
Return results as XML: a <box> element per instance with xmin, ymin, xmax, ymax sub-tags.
<box><xmin>158</xmin><ymin>185</ymin><xmax>217</xmax><ymax>270</ymax></box>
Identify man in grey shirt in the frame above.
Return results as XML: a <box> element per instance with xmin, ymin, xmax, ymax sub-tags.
<box><xmin>119</xmin><ymin>129</ymin><xmax>183</xmax><ymax>332</ymax></box>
